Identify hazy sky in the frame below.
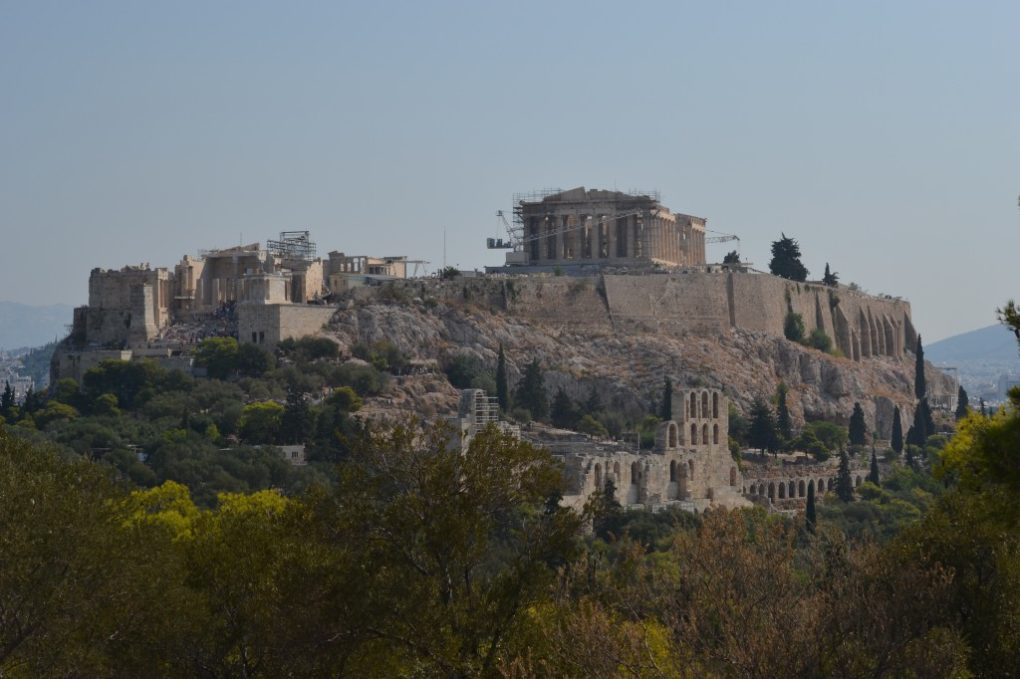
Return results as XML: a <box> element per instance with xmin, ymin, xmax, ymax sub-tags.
<box><xmin>2</xmin><ymin>1</ymin><xmax>1018</xmax><ymax>341</ymax></box>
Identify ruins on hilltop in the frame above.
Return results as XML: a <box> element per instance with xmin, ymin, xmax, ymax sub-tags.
<box><xmin>488</xmin><ymin>187</ymin><xmax>707</xmax><ymax>273</ymax></box>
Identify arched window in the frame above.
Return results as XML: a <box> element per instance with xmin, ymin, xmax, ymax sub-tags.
<box><xmin>669</xmin><ymin>460</ymin><xmax>677</xmax><ymax>482</ymax></box>
<box><xmin>779</xmin><ymin>483</ymin><xmax>786</xmax><ymax>499</ymax></box>
<box><xmin>701</xmin><ymin>391</ymin><xmax>709</xmax><ymax>417</ymax></box>
<box><xmin>702</xmin><ymin>424</ymin><xmax>709</xmax><ymax>446</ymax></box>
<box><xmin>594</xmin><ymin>463</ymin><xmax>602</xmax><ymax>488</ymax></box>
<box><xmin>798</xmin><ymin>480</ymin><xmax>806</xmax><ymax>497</ymax></box>
<box><xmin>688</xmin><ymin>460</ymin><xmax>695</xmax><ymax>481</ymax></box>
<box><xmin>788</xmin><ymin>481</ymin><xmax>796</xmax><ymax>498</ymax></box>
<box><xmin>713</xmin><ymin>392</ymin><xmax>719</xmax><ymax>418</ymax></box>
<box><xmin>668</xmin><ymin>422</ymin><xmax>678</xmax><ymax>448</ymax></box>
<box><xmin>690</xmin><ymin>392</ymin><xmax>697</xmax><ymax>418</ymax></box>
<box><xmin>767</xmin><ymin>482</ymin><xmax>775</xmax><ymax>499</ymax></box>
<box><xmin>613</xmin><ymin>462</ymin><xmax>621</xmax><ymax>481</ymax></box>
<box><xmin>631</xmin><ymin>461</ymin><xmax>640</xmax><ymax>486</ymax></box>
<box><xmin>758</xmin><ymin>483</ymin><xmax>765</xmax><ymax>496</ymax></box>
<box><xmin>730</xmin><ymin>467</ymin><xmax>737</xmax><ymax>486</ymax></box>
<box><xmin>691</xmin><ymin>423</ymin><xmax>698</xmax><ymax>445</ymax></box>
<box><xmin>713</xmin><ymin>424</ymin><xmax>719</xmax><ymax>445</ymax></box>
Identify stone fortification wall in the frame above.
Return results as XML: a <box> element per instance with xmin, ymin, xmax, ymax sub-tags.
<box><xmin>237</xmin><ymin>303</ymin><xmax>336</xmax><ymax>348</ymax></box>
<box><xmin>385</xmin><ymin>272</ymin><xmax>914</xmax><ymax>362</ymax></box>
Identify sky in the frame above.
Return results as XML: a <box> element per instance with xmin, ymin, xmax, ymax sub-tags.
<box><xmin>1</xmin><ymin>1</ymin><xmax>1018</xmax><ymax>342</ymax></box>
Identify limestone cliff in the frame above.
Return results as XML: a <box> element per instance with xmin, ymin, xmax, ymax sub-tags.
<box><xmin>325</xmin><ymin>274</ymin><xmax>953</xmax><ymax>436</ymax></box>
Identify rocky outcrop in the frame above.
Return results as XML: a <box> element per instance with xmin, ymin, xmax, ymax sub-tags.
<box><xmin>324</xmin><ymin>289</ymin><xmax>953</xmax><ymax>437</ymax></box>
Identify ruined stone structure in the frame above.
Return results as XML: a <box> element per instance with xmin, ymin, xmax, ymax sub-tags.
<box><xmin>502</xmin><ymin>187</ymin><xmax>706</xmax><ymax>270</ymax></box>
<box><xmin>554</xmin><ymin>388</ymin><xmax>747</xmax><ymax>512</ymax></box>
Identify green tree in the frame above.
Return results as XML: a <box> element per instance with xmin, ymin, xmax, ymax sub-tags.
<box><xmin>279</xmin><ymin>390</ymin><xmax>313</xmax><ymax>444</ymax></box>
<box><xmin>805</xmin><ymin>481</ymin><xmax>817</xmax><ymax>531</ymax></box>
<box><xmin>195</xmin><ymin>336</ymin><xmax>240</xmax><ymax>380</ymax></box>
<box><xmin>783</xmin><ymin>311</ymin><xmax>805</xmax><ymax>343</ymax></box>
<box><xmin>807</xmin><ymin>327</ymin><xmax>833</xmax><ymax>353</ymax></box>
<box><xmin>495</xmin><ymin>344</ymin><xmax>509</xmax><ymax>411</ymax></box>
<box><xmin>769</xmin><ymin>233</ymin><xmax>808</xmax><ymax>281</ymax></box>
<box><xmin>237</xmin><ymin>342</ymin><xmax>273</xmax><ymax>377</ymax></box>
<box><xmin>748</xmin><ymin>398</ymin><xmax>778</xmax><ymax>456</ymax></box>
<box><xmin>238</xmin><ymin>401</ymin><xmax>284</xmax><ymax>444</ymax></box>
<box><xmin>891</xmin><ymin>405</ymin><xmax>904</xmax><ymax>454</ymax></box>
<box><xmin>0</xmin><ymin>382</ymin><xmax>14</xmax><ymax>421</ymax></box>
<box><xmin>868</xmin><ymin>448</ymin><xmax>881</xmax><ymax>485</ymax></box>
<box><xmin>822</xmin><ymin>262</ymin><xmax>839</xmax><ymax>286</ymax></box>
<box><xmin>661</xmin><ymin>377</ymin><xmax>673</xmax><ymax>420</ymax></box>
<box><xmin>955</xmin><ymin>385</ymin><xmax>970</xmax><ymax>421</ymax></box>
<box><xmin>723</xmin><ymin>250</ymin><xmax>741</xmax><ymax>265</ymax></box>
<box><xmin>513</xmin><ymin>359</ymin><xmax>548</xmax><ymax>421</ymax></box>
<box><xmin>914</xmin><ymin>335</ymin><xmax>926</xmax><ymax>400</ymax></box>
<box><xmin>836</xmin><ymin>449</ymin><xmax>855</xmax><ymax>501</ymax></box>
<box><xmin>848</xmin><ymin>402</ymin><xmax>867</xmax><ymax>446</ymax></box>
<box><xmin>550</xmin><ymin>387</ymin><xmax>579</xmax><ymax>430</ymax></box>
<box><xmin>775</xmin><ymin>383</ymin><xmax>792</xmax><ymax>446</ymax></box>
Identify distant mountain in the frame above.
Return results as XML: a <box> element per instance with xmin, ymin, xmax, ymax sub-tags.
<box><xmin>0</xmin><ymin>301</ymin><xmax>73</xmax><ymax>351</ymax></box>
<box><xmin>927</xmin><ymin>324</ymin><xmax>1020</xmax><ymax>364</ymax></box>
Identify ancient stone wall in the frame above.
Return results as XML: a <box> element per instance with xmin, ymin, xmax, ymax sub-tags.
<box><xmin>237</xmin><ymin>303</ymin><xmax>336</xmax><ymax>348</ymax></box>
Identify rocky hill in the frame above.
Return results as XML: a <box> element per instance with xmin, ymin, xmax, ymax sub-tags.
<box><xmin>323</xmin><ymin>274</ymin><xmax>953</xmax><ymax>437</ymax></box>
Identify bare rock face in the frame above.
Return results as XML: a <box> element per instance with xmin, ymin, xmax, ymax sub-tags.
<box><xmin>324</xmin><ymin>294</ymin><xmax>953</xmax><ymax>437</ymax></box>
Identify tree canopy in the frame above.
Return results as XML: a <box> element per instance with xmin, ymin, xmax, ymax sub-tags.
<box><xmin>769</xmin><ymin>233</ymin><xmax>809</xmax><ymax>281</ymax></box>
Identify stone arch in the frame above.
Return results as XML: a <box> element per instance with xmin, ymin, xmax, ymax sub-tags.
<box><xmin>688</xmin><ymin>460</ymin><xmax>695</xmax><ymax>481</ymax></box>
<box><xmin>690</xmin><ymin>423</ymin><xmax>698</xmax><ymax>445</ymax></box>
<box><xmin>668</xmin><ymin>422</ymin><xmax>678</xmax><ymax>448</ymax></box>
<box><xmin>701</xmin><ymin>391</ymin><xmax>709</xmax><ymax>417</ymax></box>
<box><xmin>767</xmin><ymin>482</ymin><xmax>775</xmax><ymax>499</ymax></box>
<box><xmin>730</xmin><ymin>467</ymin><xmax>738</xmax><ymax>486</ymax></box>
<box><xmin>594</xmin><ymin>463</ymin><xmax>602</xmax><ymax>488</ymax></box>
<box><xmin>613</xmin><ymin>461</ymin><xmax>621</xmax><ymax>481</ymax></box>
<box><xmin>631</xmin><ymin>461</ymin><xmax>640</xmax><ymax>486</ymax></box>
<box><xmin>689</xmin><ymin>392</ymin><xmax>697</xmax><ymax>418</ymax></box>
<box><xmin>702</xmin><ymin>424</ymin><xmax>709</xmax><ymax>446</ymax></box>
<box><xmin>713</xmin><ymin>392</ymin><xmax>719</xmax><ymax>418</ymax></box>
<box><xmin>798</xmin><ymin>480</ymin><xmax>806</xmax><ymax>497</ymax></box>
<box><xmin>758</xmin><ymin>482</ymin><xmax>765</xmax><ymax>496</ymax></box>
<box><xmin>817</xmin><ymin>479</ymin><xmax>825</xmax><ymax>494</ymax></box>
<box><xmin>713</xmin><ymin>424</ymin><xmax>719</xmax><ymax>445</ymax></box>
<box><xmin>669</xmin><ymin>460</ymin><xmax>677</xmax><ymax>482</ymax></box>
<box><xmin>788</xmin><ymin>480</ymin><xmax>796</xmax><ymax>498</ymax></box>
<box><xmin>779</xmin><ymin>483</ymin><xmax>786</xmax><ymax>499</ymax></box>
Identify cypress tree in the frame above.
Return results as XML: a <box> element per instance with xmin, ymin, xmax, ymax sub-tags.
<box><xmin>914</xmin><ymin>335</ymin><xmax>926</xmax><ymax>400</ymax></box>
<box><xmin>891</xmin><ymin>405</ymin><xmax>904</xmax><ymax>454</ymax></box>
<box><xmin>955</xmin><ymin>385</ymin><xmax>970</xmax><ymax>420</ymax></box>
<box><xmin>848</xmin><ymin>402</ymin><xmax>867</xmax><ymax>446</ymax></box>
<box><xmin>822</xmin><ymin>263</ymin><xmax>839</xmax><ymax>286</ymax></box>
<box><xmin>513</xmin><ymin>359</ymin><xmax>548</xmax><ymax>421</ymax></box>
<box><xmin>495</xmin><ymin>344</ymin><xmax>509</xmax><ymax>411</ymax></box>
<box><xmin>749</xmin><ymin>398</ymin><xmax>778</xmax><ymax>456</ymax></box>
<box><xmin>550</xmin><ymin>387</ymin><xmax>578</xmax><ymax>430</ymax></box>
<box><xmin>0</xmin><ymin>381</ymin><xmax>13</xmax><ymax>420</ymax></box>
<box><xmin>776</xmin><ymin>383</ymin><xmax>792</xmax><ymax>446</ymax></box>
<box><xmin>868</xmin><ymin>448</ymin><xmax>880</xmax><ymax>485</ymax></box>
<box><xmin>661</xmin><ymin>377</ymin><xmax>673</xmax><ymax>420</ymax></box>
<box><xmin>805</xmin><ymin>482</ymin><xmax>817</xmax><ymax>531</ymax></box>
<box><xmin>836</xmin><ymin>449</ymin><xmax>854</xmax><ymax>502</ymax></box>
<box><xmin>980</xmin><ymin>398</ymin><xmax>987</xmax><ymax>417</ymax></box>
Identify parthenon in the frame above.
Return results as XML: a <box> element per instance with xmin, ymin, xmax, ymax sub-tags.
<box><xmin>507</xmin><ymin>187</ymin><xmax>706</xmax><ymax>269</ymax></box>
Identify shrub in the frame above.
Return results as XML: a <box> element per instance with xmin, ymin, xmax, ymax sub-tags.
<box><xmin>783</xmin><ymin>312</ymin><xmax>805</xmax><ymax>343</ymax></box>
<box><xmin>807</xmin><ymin>327</ymin><xmax>833</xmax><ymax>353</ymax></box>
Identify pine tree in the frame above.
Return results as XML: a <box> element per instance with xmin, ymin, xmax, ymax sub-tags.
<box><xmin>914</xmin><ymin>335</ymin><xmax>927</xmax><ymax>400</ymax></box>
<box><xmin>661</xmin><ymin>377</ymin><xmax>673</xmax><ymax>420</ymax></box>
<box><xmin>891</xmin><ymin>405</ymin><xmax>904</xmax><ymax>454</ymax></box>
<box><xmin>955</xmin><ymin>385</ymin><xmax>970</xmax><ymax>421</ymax></box>
<box><xmin>749</xmin><ymin>398</ymin><xmax>778</xmax><ymax>456</ymax></box>
<box><xmin>513</xmin><ymin>359</ymin><xmax>548</xmax><ymax>421</ymax></box>
<box><xmin>495</xmin><ymin>344</ymin><xmax>509</xmax><ymax>411</ymax></box>
<box><xmin>836</xmin><ymin>449</ymin><xmax>854</xmax><ymax>502</ymax></box>
<box><xmin>723</xmin><ymin>250</ymin><xmax>741</xmax><ymax>265</ymax></box>
<box><xmin>848</xmin><ymin>402</ymin><xmax>867</xmax><ymax>446</ymax></box>
<box><xmin>776</xmin><ymin>383</ymin><xmax>792</xmax><ymax>446</ymax></box>
<box><xmin>822</xmin><ymin>262</ymin><xmax>839</xmax><ymax>286</ymax></box>
<box><xmin>769</xmin><ymin>233</ymin><xmax>809</xmax><ymax>282</ymax></box>
<box><xmin>805</xmin><ymin>482</ymin><xmax>817</xmax><ymax>531</ymax></box>
<box><xmin>868</xmin><ymin>448</ymin><xmax>880</xmax><ymax>485</ymax></box>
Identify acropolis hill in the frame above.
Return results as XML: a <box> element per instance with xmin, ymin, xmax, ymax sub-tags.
<box><xmin>51</xmin><ymin>188</ymin><xmax>952</xmax><ymax>449</ymax></box>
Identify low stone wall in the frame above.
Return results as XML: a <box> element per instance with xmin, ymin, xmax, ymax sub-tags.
<box><xmin>237</xmin><ymin>303</ymin><xmax>337</xmax><ymax>349</ymax></box>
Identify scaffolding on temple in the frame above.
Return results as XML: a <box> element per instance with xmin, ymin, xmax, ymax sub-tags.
<box><xmin>267</xmin><ymin>231</ymin><xmax>317</xmax><ymax>261</ymax></box>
